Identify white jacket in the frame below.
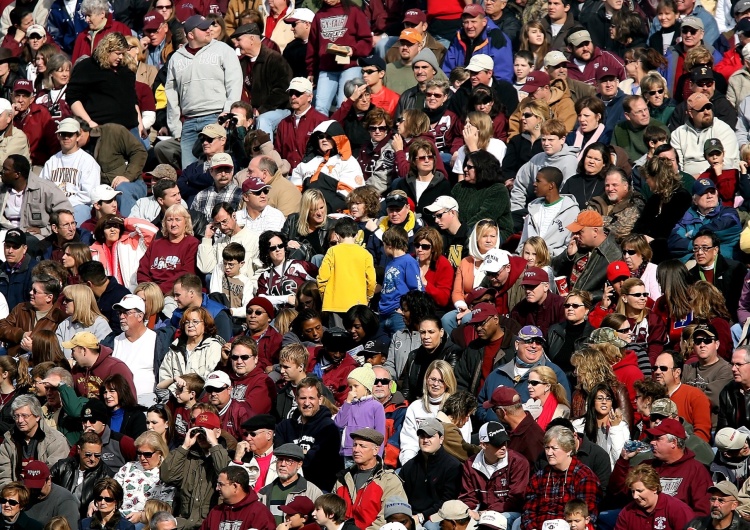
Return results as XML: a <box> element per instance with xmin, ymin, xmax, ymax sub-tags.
<box><xmin>510</xmin><ymin>145</ymin><xmax>580</xmax><ymax>211</ymax></box>
<box><xmin>671</xmin><ymin>117</ymin><xmax>739</xmax><ymax>176</ymax></box>
<box><xmin>517</xmin><ymin>194</ymin><xmax>580</xmax><ymax>257</ymax></box>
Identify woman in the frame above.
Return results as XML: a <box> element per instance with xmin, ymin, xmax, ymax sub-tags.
<box><xmin>331</xmin><ymin>78</ymin><xmax>375</xmax><ymax>154</ymax></box>
<box><xmin>614</xmin><ymin>464</ymin><xmax>695</xmax><ymax>530</ymax></box>
<box><xmin>451</xmin><ymin>151</ymin><xmax>513</xmax><ymax>238</ymax></box>
<box><xmin>413</xmin><ymin>226</ymin><xmax>453</xmax><ymax>308</ymax></box>
<box><xmin>137</xmin><ymin>204</ymin><xmax>199</xmax><ymax>295</ymax></box>
<box><xmin>641</xmin><ymin>72</ymin><xmax>676</xmax><ymax>125</ymax></box>
<box><xmin>0</xmin><ymin>357</ymin><xmax>31</xmax><ymax>437</ymax></box>
<box><xmin>588</xmin><ymin>325</ymin><xmax>645</xmax><ymax>409</ymax></box>
<box><xmin>281</xmin><ymin>189</ymin><xmax>333</xmax><ymax>265</ymax></box>
<box><xmin>1</xmin><ymin>8</ymin><xmax>33</xmax><ymax>58</ymax></box>
<box><xmin>547</xmin><ymin>290</ymin><xmax>595</xmax><ymax>377</ymax></box>
<box><xmin>158</xmin><ymin>308</ymin><xmax>222</xmax><ymax>389</ymax></box>
<box><xmin>80</xmin><ymin>478</ymin><xmax>136</xmax><ymax>530</ymax></box>
<box><xmin>34</xmin><ymin>53</ymin><xmax>72</xmax><ymax>122</ymax></box>
<box><xmin>133</xmin><ymin>282</ymin><xmax>167</xmax><ymax>330</ymax></box>
<box><xmin>566</xmin><ymin>97</ymin><xmax>610</xmax><ymax>150</ymax></box>
<box><xmin>652</xmin><ymin>259</ymin><xmax>694</xmax><ymax>349</ymax></box>
<box><xmin>621</xmin><ymin>234</ymin><xmax>662</xmax><ymax>299</ymax></box>
<box><xmin>384</xmin><ymin>291</ymin><xmax>437</xmax><ymax>381</ymax></box>
<box><xmin>632</xmin><ymin>157</ymin><xmax>692</xmax><ymax>264</ymax></box>
<box><xmin>61</xmin><ymin>242</ymin><xmax>92</xmax><ymax>285</ymax></box>
<box><xmin>400</xmin><ymin>360</ymin><xmax>470</xmax><ymax>465</ymax></box>
<box><xmin>124</xmin><ymin>35</ymin><xmax>157</xmax><ymax>89</ymax></box>
<box><xmin>56</xmin><ymin>284</ymin><xmax>112</xmax><ymax>359</ymax></box>
<box><xmin>113</xmin><ymin>432</ymin><xmax>174</xmax><ymax>525</ymax></box>
<box><xmin>423</xmin><ymin>79</ymin><xmax>457</xmax><ymax>163</ymax></box>
<box><xmin>92</xmin><ymin>215</ymin><xmax>158</xmax><ymax>292</ymax></box>
<box><xmin>502</xmin><ymin>99</ymin><xmax>547</xmax><ymax>184</ymax></box>
<box><xmin>399</xmin><ymin>316</ymin><xmax>461</xmax><ymax>402</ymax></box>
<box><xmin>689</xmin><ymin>281</ymin><xmax>733</xmax><ymax>360</ymax></box>
<box><xmin>393</xmin><ymin>139</ymin><xmax>451</xmax><ymax>214</ymax></box>
<box><xmin>392</xmin><ymin>109</ymin><xmax>448</xmax><ymax>178</ymax></box>
<box><xmin>524</xmin><ymin>365</ymin><xmax>570</xmax><ymax>430</ymax></box>
<box><xmin>0</xmin><ymin>483</ymin><xmax>42</xmax><ymax>530</ymax></box>
<box><xmin>102</xmin><ymin>374</ymin><xmax>147</xmax><ymax>440</ymax></box>
<box><xmin>615</xmin><ymin>278</ymin><xmax>667</xmax><ymax>370</ymax></box>
<box><xmin>257</xmin><ymin>230</ymin><xmax>317</xmax><ymax>308</ymax></box>
<box><xmin>519</xmin><ymin>21</ymin><xmax>550</xmax><ymax>68</ymax></box>
<box><xmin>451</xmin><ymin>111</ymin><xmax>507</xmax><ymax>175</ymax></box>
<box><xmin>620</xmin><ymin>48</ymin><xmax>668</xmax><ymax>96</ymax></box>
<box><xmin>67</xmin><ymin>32</ymin><xmax>140</xmax><ymax>134</ymax></box>
<box><xmin>574</xmin><ymin>382</ymin><xmax>630</xmax><ymax>468</ymax></box>
<box><xmin>524</xmin><ymin>425</ymin><xmax>602</xmax><ymax>529</ymax></box>
<box><xmin>357</xmin><ymin>108</ymin><xmax>396</xmax><ymax>195</ymax></box>
<box><xmin>561</xmin><ymin>142</ymin><xmax>611</xmax><ymax>210</ymax></box>
<box><xmin>31</xmin><ymin>330</ymin><xmax>67</xmax><ymax>367</ymax></box>
<box><xmin>346</xmin><ymin>186</ymin><xmax>380</xmax><ymax>246</ymax></box>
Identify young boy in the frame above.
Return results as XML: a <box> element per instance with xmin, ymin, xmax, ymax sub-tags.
<box><xmin>317</xmin><ymin>217</ymin><xmax>376</xmax><ymax>317</ymax></box>
<box><xmin>314</xmin><ymin>494</ymin><xmax>358</xmax><ymax>530</ymax></box>
<box><xmin>564</xmin><ymin>499</ymin><xmax>593</xmax><ymax>530</ymax></box>
<box><xmin>219</xmin><ymin>242</ymin><xmax>254</xmax><ymax>320</ymax></box>
<box><xmin>379</xmin><ymin>225</ymin><xmax>423</xmax><ymax>335</ymax></box>
<box><xmin>173</xmin><ymin>373</ymin><xmax>205</xmax><ymax>444</ymax></box>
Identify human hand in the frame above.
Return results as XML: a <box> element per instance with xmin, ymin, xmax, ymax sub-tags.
<box><xmin>391</xmin><ymin>133</ymin><xmax>404</xmax><ymax>151</ymax></box>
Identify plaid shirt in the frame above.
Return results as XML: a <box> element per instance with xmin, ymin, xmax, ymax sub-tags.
<box><xmin>522</xmin><ymin>457</ymin><xmax>602</xmax><ymax>530</ymax></box>
<box><xmin>191</xmin><ymin>183</ymin><xmax>243</xmax><ymax>222</ymax></box>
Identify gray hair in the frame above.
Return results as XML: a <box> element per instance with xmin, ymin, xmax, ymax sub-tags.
<box><xmin>45</xmin><ymin>367</ymin><xmax>73</xmax><ymax>387</ymax></box>
<box><xmin>343</xmin><ymin>77</ymin><xmax>369</xmax><ymax>98</ymax></box>
<box><xmin>544</xmin><ymin>425</ymin><xmax>577</xmax><ymax>453</ymax></box>
<box><xmin>150</xmin><ymin>512</ymin><xmax>177</xmax><ymax>527</ymax></box>
<box><xmin>11</xmin><ymin>395</ymin><xmax>42</xmax><ymax>418</ymax></box>
<box><xmin>81</xmin><ymin>0</ymin><xmax>109</xmax><ymax>15</ymax></box>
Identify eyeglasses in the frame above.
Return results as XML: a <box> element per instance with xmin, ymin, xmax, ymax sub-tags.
<box><xmin>689</xmin><ymin>103</ymin><xmax>713</xmax><ymax>113</ymax></box>
<box><xmin>622</xmin><ymin>249</ymin><xmax>638</xmax><ymax>256</ymax></box>
<box><xmin>425</xmin><ymin>92</ymin><xmax>444</xmax><ymax>98</ymax></box>
<box><xmin>185</xmin><ymin>320</ymin><xmax>203</xmax><ymax>327</ymax></box>
<box><xmin>95</xmin><ymin>496</ymin><xmax>115</xmax><ymax>503</ymax></box>
<box><xmin>563</xmin><ymin>303</ymin><xmax>584</xmax><ymax>308</ymax></box>
<box><xmin>595</xmin><ymin>396</ymin><xmax>613</xmax><ymax>402</ymax></box>
<box><xmin>205</xmin><ymin>385</ymin><xmax>228</xmax><ymax>394</ymax></box>
<box><xmin>651</xmin><ymin>365</ymin><xmax>672</xmax><ymax>372</ymax></box>
<box><xmin>0</xmin><ymin>498</ymin><xmax>19</xmax><ymax>506</ymax></box>
<box><xmin>415</xmin><ymin>243</ymin><xmax>432</xmax><ymax>250</ymax></box>
<box><xmin>434</xmin><ymin>208</ymin><xmax>454</xmax><ymax>219</ymax></box>
<box><xmin>230</xmin><ymin>354</ymin><xmax>254</xmax><ymax>361</ymax></box>
<box><xmin>269</xmin><ymin>243</ymin><xmax>285</xmax><ymax>252</ymax></box>
<box><xmin>693</xmin><ymin>245</ymin><xmax>717</xmax><ymax>253</ymax></box>
<box><xmin>528</xmin><ymin>380</ymin><xmax>545</xmax><ymax>386</ymax></box>
<box><xmin>416</xmin><ymin>155</ymin><xmax>435</xmax><ymax>162</ymax></box>
<box><xmin>361</xmin><ymin>68</ymin><xmax>379</xmax><ymax>75</ymax></box>
<box><xmin>137</xmin><ymin>450</ymin><xmax>157</xmax><ymax>458</ymax></box>
<box><xmin>647</xmin><ymin>88</ymin><xmax>665</xmax><ymax>96</ymax></box>
<box><xmin>682</xmin><ymin>26</ymin><xmax>700</xmax><ymax>34</ymax></box>
<box><xmin>522</xmin><ymin>112</ymin><xmax>535</xmax><ymax>119</ymax></box>
<box><xmin>62</xmin><ymin>297</ymin><xmax>73</xmax><ymax>304</ymax></box>
<box><xmin>374</xmin><ymin>378</ymin><xmax>391</xmax><ymax>385</ymax></box>
<box><xmin>693</xmin><ymin>337</ymin><xmax>715</xmax><ymax>345</ymax></box>
<box><xmin>626</xmin><ymin>292</ymin><xmax>648</xmax><ymax>298</ymax></box>
<box><xmin>248</xmin><ymin>309</ymin><xmax>267</xmax><ymax>316</ymax></box>
<box><xmin>248</xmin><ymin>188</ymin><xmax>270</xmax><ymax>196</ymax></box>
<box><xmin>368</xmin><ymin>125</ymin><xmax>388</xmax><ymax>132</ymax></box>
<box><xmin>83</xmin><ymin>452</ymin><xmax>102</xmax><ymax>458</ymax></box>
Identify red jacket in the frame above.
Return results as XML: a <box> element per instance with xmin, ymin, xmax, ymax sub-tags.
<box><xmin>71</xmin><ymin>15</ymin><xmax>133</xmax><ymax>63</ymax></box>
<box><xmin>228</xmin><ymin>366</ymin><xmax>275</xmax><ymax>415</ymax></box>
<box><xmin>459</xmin><ymin>448</ymin><xmax>529</xmax><ymax>513</ymax></box>
<box><xmin>199</xmin><ymin>488</ymin><xmax>275</xmax><ymax>530</ymax></box>
<box><xmin>425</xmin><ymin>255</ymin><xmax>454</xmax><ymax>308</ymax></box>
<box><xmin>71</xmin><ymin>345</ymin><xmax>137</xmax><ymax>398</ymax></box>
<box><xmin>614</xmin><ymin>490</ymin><xmax>695</xmax><ymax>530</ymax></box>
<box><xmin>13</xmin><ymin>102</ymin><xmax>57</xmax><ymax>166</ymax></box>
<box><xmin>274</xmin><ymin>108</ymin><xmax>327</xmax><ymax>170</ymax></box>
<box><xmin>220</xmin><ymin>398</ymin><xmax>253</xmax><ymax>441</ymax></box>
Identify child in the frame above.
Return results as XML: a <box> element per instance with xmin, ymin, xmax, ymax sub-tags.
<box><xmin>219</xmin><ymin>242</ymin><xmax>254</xmax><ymax>320</ymax></box>
<box><xmin>333</xmin><ymin>363</ymin><xmax>386</xmax><ymax>466</ymax></box>
<box><xmin>313</xmin><ymin>494</ymin><xmax>358</xmax><ymax>530</ymax></box>
<box><xmin>172</xmin><ymin>372</ymin><xmax>204</xmax><ymax>444</ymax></box>
<box><xmin>564</xmin><ymin>499</ymin><xmax>593</xmax><ymax>530</ymax></box>
<box><xmin>379</xmin><ymin>225</ymin><xmax>423</xmax><ymax>335</ymax></box>
<box><xmin>318</xmin><ymin>217</ymin><xmax>377</xmax><ymax>318</ymax></box>
<box><xmin>278</xmin><ymin>496</ymin><xmax>319</xmax><ymax>530</ymax></box>
<box><xmin>513</xmin><ymin>50</ymin><xmax>534</xmax><ymax>98</ymax></box>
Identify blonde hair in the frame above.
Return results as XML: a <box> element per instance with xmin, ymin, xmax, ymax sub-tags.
<box><xmin>529</xmin><ymin>365</ymin><xmax>569</xmax><ymax>406</ymax></box>
<box><xmin>421</xmin><ymin>359</ymin><xmax>457</xmax><ymax>410</ymax></box>
<box><xmin>134</xmin><ymin>282</ymin><xmax>165</xmax><ymax>318</ymax></box>
<box><xmin>522</xmin><ymin>236</ymin><xmax>551</xmax><ymax>267</ymax></box>
<box><xmin>161</xmin><ymin>204</ymin><xmax>194</xmax><ymax>237</ymax></box>
<box><xmin>62</xmin><ymin>284</ymin><xmax>104</xmax><ymax>327</ymax></box>
<box><xmin>296</xmin><ymin>189</ymin><xmax>327</xmax><ymax>236</ymax></box>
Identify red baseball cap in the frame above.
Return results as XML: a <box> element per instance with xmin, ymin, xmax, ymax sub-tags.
<box><xmin>606</xmin><ymin>261</ymin><xmax>630</xmax><ymax>283</ymax></box>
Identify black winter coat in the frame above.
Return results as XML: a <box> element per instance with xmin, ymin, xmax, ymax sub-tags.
<box><xmin>400</xmin><ymin>447</ymin><xmax>462</xmax><ymax>517</ymax></box>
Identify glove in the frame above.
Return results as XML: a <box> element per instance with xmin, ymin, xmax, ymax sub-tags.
<box><xmin>488</xmin><ymin>28</ymin><xmax>507</xmax><ymax>49</ymax></box>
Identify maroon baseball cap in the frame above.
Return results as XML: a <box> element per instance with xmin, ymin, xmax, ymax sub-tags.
<box><xmin>241</xmin><ymin>176</ymin><xmax>270</xmax><ymax>194</ymax></box>
<box><xmin>13</xmin><ymin>79</ymin><xmax>32</xmax><ymax>94</ymax></box>
<box><xmin>469</xmin><ymin>302</ymin><xmax>498</xmax><ymax>324</ymax></box>
<box><xmin>521</xmin><ymin>71</ymin><xmax>550</xmax><ymax>93</ymax></box>
<box><xmin>403</xmin><ymin>8</ymin><xmax>426</xmax><ymax>24</ymax></box>
<box><xmin>22</xmin><ymin>460</ymin><xmax>50</xmax><ymax>489</ymax></box>
<box><xmin>521</xmin><ymin>266</ymin><xmax>548</xmax><ymax>287</ymax></box>
<box><xmin>143</xmin><ymin>10</ymin><xmax>165</xmax><ymax>31</ymax></box>
<box><xmin>483</xmin><ymin>386</ymin><xmax>521</xmax><ymax>409</ymax></box>
<box><xmin>646</xmin><ymin>418</ymin><xmax>686</xmax><ymax>439</ymax></box>
<box><xmin>607</xmin><ymin>261</ymin><xmax>630</xmax><ymax>283</ymax></box>
<box><xmin>280</xmin><ymin>496</ymin><xmax>315</xmax><ymax>516</ymax></box>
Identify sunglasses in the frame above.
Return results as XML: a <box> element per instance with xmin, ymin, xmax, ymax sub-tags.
<box><xmin>368</xmin><ymin>125</ymin><xmax>388</xmax><ymax>132</ymax></box>
<box><xmin>652</xmin><ymin>365</ymin><xmax>672</xmax><ymax>372</ymax></box>
<box><xmin>626</xmin><ymin>292</ymin><xmax>649</xmax><ymax>298</ymax></box>
<box><xmin>374</xmin><ymin>378</ymin><xmax>391</xmax><ymax>385</ymax></box>
<box><xmin>647</xmin><ymin>88</ymin><xmax>665</xmax><ymax>96</ymax></box>
<box><xmin>563</xmin><ymin>303</ymin><xmax>584</xmax><ymax>308</ymax></box>
<box><xmin>693</xmin><ymin>337</ymin><xmax>715</xmax><ymax>345</ymax></box>
<box><xmin>248</xmin><ymin>188</ymin><xmax>270</xmax><ymax>196</ymax></box>
<box><xmin>269</xmin><ymin>243</ymin><xmax>285</xmax><ymax>251</ymax></box>
<box><xmin>137</xmin><ymin>450</ymin><xmax>157</xmax><ymax>458</ymax></box>
<box><xmin>415</xmin><ymin>243</ymin><xmax>432</xmax><ymax>250</ymax></box>
<box><xmin>95</xmin><ymin>496</ymin><xmax>115</xmax><ymax>503</ymax></box>
<box><xmin>622</xmin><ymin>249</ymin><xmax>638</xmax><ymax>255</ymax></box>
<box><xmin>416</xmin><ymin>155</ymin><xmax>434</xmax><ymax>162</ymax></box>
<box><xmin>682</xmin><ymin>26</ymin><xmax>700</xmax><ymax>34</ymax></box>
<box><xmin>83</xmin><ymin>452</ymin><xmax>102</xmax><ymax>458</ymax></box>
<box><xmin>248</xmin><ymin>309</ymin><xmax>267</xmax><ymax>316</ymax></box>
<box><xmin>230</xmin><ymin>354</ymin><xmax>253</xmax><ymax>361</ymax></box>
<box><xmin>0</xmin><ymin>498</ymin><xmax>19</xmax><ymax>506</ymax></box>
<box><xmin>528</xmin><ymin>380</ymin><xmax>545</xmax><ymax>386</ymax></box>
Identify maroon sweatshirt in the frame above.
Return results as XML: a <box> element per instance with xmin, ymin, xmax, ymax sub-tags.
<box><xmin>306</xmin><ymin>3</ymin><xmax>373</xmax><ymax>75</ymax></box>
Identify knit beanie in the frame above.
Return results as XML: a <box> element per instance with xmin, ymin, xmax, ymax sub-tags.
<box><xmin>347</xmin><ymin>363</ymin><xmax>377</xmax><ymax>393</ymax></box>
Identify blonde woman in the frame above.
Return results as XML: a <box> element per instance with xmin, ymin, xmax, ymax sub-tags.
<box><xmin>281</xmin><ymin>189</ymin><xmax>333</xmax><ymax>265</ymax></box>
<box><xmin>523</xmin><ymin>365</ymin><xmax>570</xmax><ymax>429</ymax></box>
<box><xmin>56</xmin><ymin>284</ymin><xmax>112</xmax><ymax>359</ymax></box>
<box><xmin>400</xmin><ymin>360</ymin><xmax>470</xmax><ymax>465</ymax></box>
<box><xmin>452</xmin><ymin>111</ymin><xmax>507</xmax><ymax>175</ymax></box>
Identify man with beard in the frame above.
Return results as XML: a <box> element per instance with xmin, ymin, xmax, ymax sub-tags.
<box><xmin>685</xmin><ymin>482</ymin><xmax>747</xmax><ymax>530</ymax></box>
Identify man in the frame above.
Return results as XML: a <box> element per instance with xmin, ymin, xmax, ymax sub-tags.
<box><xmin>274</xmin><ymin>377</ymin><xmax>344</xmax><ymax>491</ymax></box>
<box><xmin>233</xmin><ymin>414</ymin><xmax>277</xmax><ymax>491</ymax></box>
<box><xmin>668</xmin><ymin>179</ymin><xmax>742</xmax><ymax>262</ymax></box>
<box><xmin>0</xmin><ymin>395</ymin><xmax>69</xmax><ymax>485</ymax></box>
<box><xmin>246</xmin><ymin>155</ymin><xmax>301</xmax><ymax>218</ymax></box>
<box><xmin>112</xmin><ymin>295</ymin><xmax>161</xmax><ymax>405</ymax></box>
<box><xmin>669</xmin><ymin>66</ymin><xmax>737</xmax><ymax>130</ymax></box>
<box><xmin>334</xmin><ymin>428</ymin><xmax>407</xmax><ymax>530</ymax></box>
<box><xmin>0</xmin><ymin>228</ymin><xmax>35</xmax><ymax>310</ymax></box>
<box><xmin>204</xmin><ymin>370</ymin><xmax>253</xmax><ymax>441</ymax></box>
<box><xmin>257</xmin><ymin>443</ymin><xmax>324</xmax><ymax>521</ymax></box>
<box><xmin>0</xmin><ymin>97</ymin><xmax>28</xmax><ymax>164</ymax></box>
<box><xmin>141</xmin><ymin>11</ymin><xmax>172</xmax><ymax>69</ymax></box>
<box><xmin>687</xmin><ymin>482</ymin><xmax>746</xmax><ymax>530</ymax></box>
<box><xmin>165</xmin><ymin>14</ymin><xmax>242</xmax><ymax>169</ymax></box>
<box><xmin>458</xmin><ymin>421</ymin><xmax>529</xmax><ymax>525</ymax></box>
<box><xmin>367</xmin><ymin>192</ymin><xmax>424</xmax><ymax>266</ymax></box>
<box><xmin>372</xmin><ymin>365</ymin><xmax>408</xmax><ymax>469</ymax></box>
<box><xmin>384</xmin><ymin>9</ymin><xmax>447</xmax><ymax>66</ymax></box>
<box><xmin>400</xmin><ymin>418</ymin><xmax>462</xmax><ymax>524</ymax></box>
<box><xmin>681</xmin><ymin>323</ymin><xmax>733</xmax><ymax>429</ymax></box>
<box><xmin>596</xmin><ymin>69</ymin><xmax>626</xmax><ymax>133</ymax></box>
<box><xmin>650</xmin><ymin>0</ymin><xmax>719</xmax><ymax>51</ymax></box>
<box><xmin>233</xmin><ymin>23</ymin><xmax>292</xmax><ymax>140</ymax></box>
<box><xmin>0</xmin><ymin>154</ymin><xmax>72</xmax><ymax>239</ymax></box>
<box><xmin>612</xmin><ymin>96</ymin><xmax>669</xmax><ymax>161</ymax></box>
<box><xmin>282</xmin><ymin>9</ymin><xmax>313</xmax><ymax>79</ymax></box>
<box><xmin>245</xmin><ymin>296</ymin><xmax>283</xmax><ymax>372</ymax></box>
<box><xmin>551</xmin><ymin>210</ymin><xmax>621</xmax><ymax>300</ymax></box>
<box><xmin>539</xmin><ymin>0</ymin><xmax>575</xmax><ymax>51</ymax></box>
<box><xmin>509</xmin><ymin>70</ymin><xmax>576</xmax><ymax>134</ymax></box>
<box><xmin>11</xmin><ymin>79</ymin><xmax>56</xmax><ymax>169</ymax></box>
<box><xmin>510</xmin><ymin>266</ymin><xmax>565</xmax><ymax>335</ymax></box>
<box><xmin>611</xmin><ymin>418</ymin><xmax>713</xmax><ymax>516</ymax></box>
<box><xmin>274</xmin><ymin>78</ymin><xmax>327</xmax><ymax>170</ymax></box>
<box><xmin>41</xmin><ymin>209</ymin><xmax>90</xmax><ymax>263</ymax></box>
<box><xmin>385</xmin><ymin>29</ymin><xmax>425</xmax><ymax>95</ymax></box>
<box><xmin>177</xmin><ymin>123</ymin><xmax>236</xmax><ymax>207</ymax></box>
<box><xmin>424</xmin><ymin>196</ymin><xmax>468</xmax><ymax>268</ymax></box>
<box><xmin>564</xmin><ymin>27</ymin><xmax>625</xmax><ymax>86</ymax></box>
<box><xmin>442</xmin><ymin>5</ymin><xmax>513</xmax><ymax>83</ymax></box>
<box><xmin>160</xmin><ymin>409</ymin><xmax>230</xmax><ymax>530</ymax></box>
<box><xmin>653</xmin><ymin>350</ymin><xmax>712</xmax><ymax>442</ymax></box>
<box><xmin>672</xmin><ymin>93</ymin><xmax>739</xmax><ymax>176</ymax></box>
<box><xmin>395</xmin><ymin>48</ymin><xmax>444</xmax><ymax>119</ymax></box>
<box><xmin>359</xmin><ymin>55</ymin><xmax>399</xmax><ymax>117</ymax></box>
<box><xmin>78</xmin><ymin>261</ymin><xmax>131</xmax><ymax>335</ymax></box>
<box><xmin>236</xmin><ymin>174</ymin><xmax>288</xmax><ymax>230</ymax></box>
<box><xmin>719</xmin><ymin>345</ymin><xmax>750</xmax><ymax>429</ymax></box>
<box><xmin>0</xmin><ymin>274</ymin><xmax>65</xmax><ymax>357</ymax></box>
<box><xmin>587</xmin><ymin>167</ymin><xmax>645</xmax><ymax>242</ymax></box>
<box><xmin>200</xmin><ymin>466</ymin><xmax>275</xmax><ymax>530</ymax></box>
<box><xmin>481</xmin><ymin>387</ymin><xmax>545</xmax><ymax>466</ymax></box>
<box><xmin>544</xmin><ymin>51</ymin><xmax>597</xmax><ymax>103</ymax></box>
<box><xmin>169</xmin><ymin>273</ymin><xmax>233</xmax><ymax>341</ymax></box>
<box><xmin>22</xmin><ymin>460</ymin><xmax>80</xmax><ymax>528</ymax></box>
<box><xmin>81</xmin><ymin>184</ymin><xmax>121</xmax><ymax>233</ymax></box>
<box><xmin>477</xmin><ymin>325</ymin><xmax>570</xmax><ymax>422</ymax></box>
<box><xmin>65</xmin><ymin>331</ymin><xmax>136</xmax><ymax>399</ymax></box>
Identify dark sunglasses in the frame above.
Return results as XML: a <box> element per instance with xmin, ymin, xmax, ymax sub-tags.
<box><xmin>681</xmin><ymin>26</ymin><xmax>700</xmax><ymax>34</ymax></box>
<box><xmin>230</xmin><ymin>354</ymin><xmax>253</xmax><ymax>361</ymax></box>
<box><xmin>622</xmin><ymin>249</ymin><xmax>638</xmax><ymax>255</ymax></box>
<box><xmin>563</xmin><ymin>303</ymin><xmax>584</xmax><ymax>308</ymax></box>
<box><xmin>374</xmin><ymin>378</ymin><xmax>391</xmax><ymax>385</ymax></box>
<box><xmin>626</xmin><ymin>292</ymin><xmax>649</xmax><ymax>298</ymax></box>
<box><xmin>368</xmin><ymin>125</ymin><xmax>388</xmax><ymax>132</ymax></box>
<box><xmin>268</xmin><ymin>243</ymin><xmax>285</xmax><ymax>251</ymax></box>
<box><xmin>693</xmin><ymin>337</ymin><xmax>715</xmax><ymax>345</ymax></box>
<box><xmin>652</xmin><ymin>365</ymin><xmax>671</xmax><ymax>372</ymax></box>
<box><xmin>83</xmin><ymin>452</ymin><xmax>102</xmax><ymax>458</ymax></box>
<box><xmin>137</xmin><ymin>450</ymin><xmax>157</xmax><ymax>458</ymax></box>
<box><xmin>248</xmin><ymin>188</ymin><xmax>270</xmax><ymax>196</ymax></box>
<box><xmin>248</xmin><ymin>309</ymin><xmax>266</xmax><ymax>316</ymax></box>
<box><xmin>528</xmin><ymin>380</ymin><xmax>545</xmax><ymax>386</ymax></box>
<box><xmin>95</xmin><ymin>496</ymin><xmax>115</xmax><ymax>503</ymax></box>
<box><xmin>647</xmin><ymin>88</ymin><xmax>665</xmax><ymax>96</ymax></box>
<box><xmin>0</xmin><ymin>498</ymin><xmax>19</xmax><ymax>506</ymax></box>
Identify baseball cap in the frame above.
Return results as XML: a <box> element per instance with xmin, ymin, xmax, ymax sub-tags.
<box><xmin>430</xmin><ymin>500</ymin><xmax>470</xmax><ymax>522</ymax></box>
<box><xmin>417</xmin><ymin>417</ymin><xmax>444</xmax><ymax>437</ymax></box>
<box><xmin>478</xmin><ymin>511</ymin><xmax>507</xmax><ymax>530</ymax></box>
<box><xmin>424</xmin><ymin>195</ymin><xmax>459</xmax><ymax>213</ymax></box>
<box><xmin>350</xmin><ymin>428</ymin><xmax>385</xmax><ymax>446</ymax></box>
<box><xmin>146</xmin><ymin>164</ymin><xmax>177</xmax><ymax>181</ymax></box>
<box><xmin>704</xmin><ymin>138</ymin><xmax>724</xmax><ymax>156</ymax></box>
<box><xmin>466</xmin><ymin>54</ymin><xmax>494</xmax><ymax>73</ymax></box>
<box><xmin>192</xmin><ymin>411</ymin><xmax>221</xmax><ymax>429</ymax></box>
<box><xmin>649</xmin><ymin>398</ymin><xmax>678</xmax><ymax>418</ymax></box>
<box><xmin>13</xmin><ymin>79</ymin><xmax>32</xmax><ymax>94</ymax></box>
<box><xmin>285</xmin><ymin>8</ymin><xmax>314</xmax><ymax>23</ymax></box>
<box><xmin>691</xmin><ymin>65</ymin><xmax>713</xmax><ymax>83</ymax></box>
<box><xmin>25</xmin><ymin>24</ymin><xmax>45</xmax><ymax>39</ymax></box>
<box><xmin>646</xmin><ymin>417</ymin><xmax>686</xmax><ymax>439</ymax></box>
<box><xmin>479</xmin><ymin>249</ymin><xmax>510</xmax><ymax>273</ymax></box>
<box><xmin>56</xmin><ymin>118</ymin><xmax>81</xmax><ymax>134</ymax></box>
<box><xmin>91</xmin><ymin>184</ymin><xmax>122</xmax><ymax>204</ymax></box>
<box><xmin>518</xmin><ymin>325</ymin><xmax>544</xmax><ymax>341</ymax></box>
<box><xmin>715</xmin><ymin>427</ymin><xmax>749</xmax><ymax>451</ymax></box>
<box><xmin>521</xmin><ymin>71</ymin><xmax>551</xmax><ymax>93</ymax></box>
<box><xmin>210</xmin><ymin>152</ymin><xmax>234</xmax><ymax>169</ymax></box>
<box><xmin>184</xmin><ymin>14</ymin><xmax>212</xmax><ymax>33</ymax></box>
<box><xmin>358</xmin><ymin>54</ymin><xmax>386</xmax><ymax>71</ymax></box>
<box><xmin>143</xmin><ymin>10</ymin><xmax>165</xmax><ymax>31</ymax></box>
<box><xmin>399</xmin><ymin>28</ymin><xmax>422</xmax><ymax>44</ymax></box>
<box><xmin>544</xmin><ymin>50</ymin><xmax>569</xmax><ymax>68</ymax></box>
<box><xmin>232</xmin><ymin>23</ymin><xmax>262</xmax><ymax>37</ymax></box>
<box><xmin>484</xmin><ymin>421</ymin><xmax>510</xmax><ymax>446</ymax></box>
<box><xmin>384</xmin><ymin>497</ymin><xmax>412</xmax><ymax>518</ymax></box>
<box><xmin>567</xmin><ymin>29</ymin><xmax>591</xmax><ymax>47</ymax></box>
<box><xmin>403</xmin><ymin>9</ymin><xmax>426</xmax><ymax>24</ymax></box>
<box><xmin>113</xmin><ymin>294</ymin><xmax>145</xmax><ymax>313</ymax></box>
<box><xmin>692</xmin><ymin>177</ymin><xmax>717</xmax><ymax>196</ymax></box>
<box><xmin>205</xmin><ymin>370</ymin><xmax>232</xmax><ymax>389</ymax></box>
<box><xmin>469</xmin><ymin>302</ymin><xmax>498</xmax><ymax>324</ymax></box>
<box><xmin>4</xmin><ymin>228</ymin><xmax>25</xmax><ymax>247</ymax></box>
<box><xmin>241</xmin><ymin>176</ymin><xmax>270</xmax><ymax>194</ymax></box>
<box><xmin>22</xmin><ymin>460</ymin><xmax>50</xmax><ymax>489</ymax></box>
<box><xmin>521</xmin><ymin>266</ymin><xmax>548</xmax><ymax>287</ymax></box>
<box><xmin>607</xmin><ymin>261</ymin><xmax>630</xmax><ymax>283</ymax></box>
<box><xmin>200</xmin><ymin>123</ymin><xmax>226</xmax><ymax>139</ymax></box>
<box><xmin>82</xmin><ymin>399</ymin><xmax>110</xmax><ymax>424</ymax></box>
<box><xmin>61</xmin><ymin>331</ymin><xmax>100</xmax><ymax>350</ymax></box>
<box><xmin>681</xmin><ymin>15</ymin><xmax>704</xmax><ymax>31</ymax></box>
<box><xmin>566</xmin><ymin>210</ymin><xmax>604</xmax><ymax>232</ymax></box>
<box><xmin>288</xmin><ymin>77</ymin><xmax>313</xmax><ymax>94</ymax></box>
<box><xmin>483</xmin><ymin>386</ymin><xmax>521</xmax><ymax>409</ymax></box>
<box><xmin>280</xmin><ymin>496</ymin><xmax>315</xmax><ymax>516</ymax></box>
<box><xmin>274</xmin><ymin>443</ymin><xmax>305</xmax><ymax>461</ymax></box>
<box><xmin>462</xmin><ymin>4</ymin><xmax>485</xmax><ymax>17</ymax></box>
<box><xmin>709</xmin><ymin>481</ymin><xmax>741</xmax><ymax>500</ymax></box>
<box><xmin>692</xmin><ymin>322</ymin><xmax>718</xmax><ymax>338</ymax></box>
<box><xmin>587</xmin><ymin>327</ymin><xmax>628</xmax><ymax>348</ymax></box>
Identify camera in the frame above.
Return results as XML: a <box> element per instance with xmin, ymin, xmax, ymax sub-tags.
<box><xmin>218</xmin><ymin>113</ymin><xmax>239</xmax><ymax>127</ymax></box>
